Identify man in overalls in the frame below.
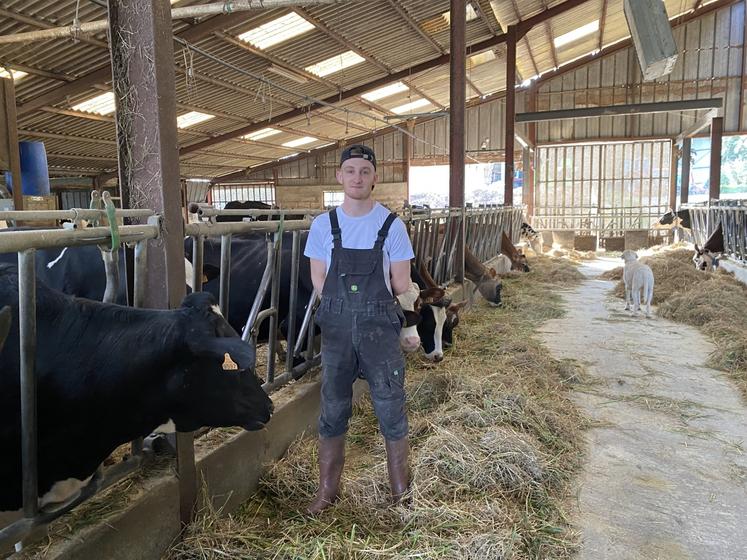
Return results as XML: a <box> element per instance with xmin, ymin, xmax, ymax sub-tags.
<box><xmin>304</xmin><ymin>144</ymin><xmax>415</xmax><ymax>514</ymax></box>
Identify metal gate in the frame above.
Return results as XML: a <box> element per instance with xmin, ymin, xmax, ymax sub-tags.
<box><xmin>533</xmin><ymin>140</ymin><xmax>672</xmax><ymax>237</ymax></box>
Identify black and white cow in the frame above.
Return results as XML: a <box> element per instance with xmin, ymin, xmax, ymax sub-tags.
<box><xmin>656</xmin><ymin>209</ymin><xmax>692</xmax><ymax>231</ymax></box>
<box><xmin>410</xmin><ymin>262</ymin><xmax>466</xmax><ymax>362</ymax></box>
<box><xmin>0</xmin><ymin>264</ymin><xmax>273</xmax><ymax>512</ymax></box>
<box><xmin>215</xmin><ymin>200</ymin><xmax>272</xmax><ymax>223</ymax></box>
<box><xmin>520</xmin><ymin>222</ymin><xmax>543</xmax><ymax>255</ymax></box>
<box><xmin>693</xmin><ymin>222</ymin><xmax>724</xmax><ymax>271</ymax></box>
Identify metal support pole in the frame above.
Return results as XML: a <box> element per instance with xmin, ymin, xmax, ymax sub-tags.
<box><xmin>527</xmin><ymin>83</ymin><xmax>537</xmax><ymax>219</ymax></box>
<box><xmin>285</xmin><ymin>231</ymin><xmax>301</xmax><ymax>374</ymax></box>
<box><xmin>681</xmin><ymin>137</ymin><xmax>691</xmax><ymax>205</ymax></box>
<box><xmin>131</xmin><ymin>239</ymin><xmax>148</xmax><ymax>457</ymax></box>
<box><xmin>709</xmin><ymin>116</ymin><xmax>723</xmax><ymax>201</ymax></box>
<box><xmin>18</xmin><ymin>249</ymin><xmax>38</xmax><ymax>518</ymax></box>
<box><xmin>266</xmin><ymin>231</ymin><xmax>283</xmax><ymax>383</ymax></box>
<box><xmin>219</xmin><ymin>234</ymin><xmax>232</xmax><ymax>317</ymax></box>
<box><xmin>191</xmin><ymin>235</ymin><xmax>204</xmax><ymax>294</ymax></box>
<box><xmin>669</xmin><ymin>141</ymin><xmax>679</xmax><ymax>212</ymax></box>
<box><xmin>108</xmin><ymin>0</ymin><xmax>191</xmax><ymax>524</ymax></box>
<box><xmin>449</xmin><ymin>0</ymin><xmax>466</xmax><ymax>283</ymax></box>
<box><xmin>504</xmin><ymin>26</ymin><xmax>518</xmax><ymax>207</ymax></box>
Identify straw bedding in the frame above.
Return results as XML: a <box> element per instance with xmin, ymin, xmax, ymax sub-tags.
<box><xmin>603</xmin><ymin>247</ymin><xmax>747</xmax><ymax>396</ymax></box>
<box><xmin>166</xmin><ymin>256</ymin><xmax>588</xmax><ymax>560</ymax></box>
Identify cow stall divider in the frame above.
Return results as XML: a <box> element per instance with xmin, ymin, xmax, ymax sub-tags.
<box><xmin>686</xmin><ymin>202</ymin><xmax>747</xmax><ymax>264</ymax></box>
<box><xmin>184</xmin><ymin>214</ymin><xmax>319</xmax><ymax>393</ymax></box>
<box><xmin>0</xmin><ymin>210</ymin><xmax>160</xmax><ymax>551</ymax></box>
<box><xmin>404</xmin><ymin>206</ymin><xmax>523</xmax><ymax>284</ymax></box>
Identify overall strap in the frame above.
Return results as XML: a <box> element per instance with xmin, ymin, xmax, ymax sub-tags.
<box><xmin>328</xmin><ymin>208</ymin><xmax>342</xmax><ymax>249</ymax></box>
<box><xmin>374</xmin><ymin>213</ymin><xmax>398</xmax><ymax>249</ymax></box>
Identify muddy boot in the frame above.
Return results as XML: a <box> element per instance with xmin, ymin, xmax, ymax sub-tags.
<box><xmin>306</xmin><ymin>435</ymin><xmax>345</xmax><ymax>514</ymax></box>
<box><xmin>385</xmin><ymin>437</ymin><xmax>410</xmax><ymax>504</ymax></box>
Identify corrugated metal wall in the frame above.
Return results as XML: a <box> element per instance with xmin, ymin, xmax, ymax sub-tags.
<box><xmin>535</xmin><ymin>2</ymin><xmax>746</xmax><ymax>142</ymax></box>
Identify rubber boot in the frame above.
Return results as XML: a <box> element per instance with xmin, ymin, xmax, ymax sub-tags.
<box><xmin>385</xmin><ymin>436</ymin><xmax>410</xmax><ymax>504</ymax></box>
<box><xmin>306</xmin><ymin>435</ymin><xmax>345</xmax><ymax>514</ymax></box>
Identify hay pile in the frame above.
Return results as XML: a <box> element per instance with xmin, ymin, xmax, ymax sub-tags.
<box><xmin>166</xmin><ymin>257</ymin><xmax>587</xmax><ymax>560</ymax></box>
<box><xmin>604</xmin><ymin>248</ymin><xmax>747</xmax><ymax>395</ymax></box>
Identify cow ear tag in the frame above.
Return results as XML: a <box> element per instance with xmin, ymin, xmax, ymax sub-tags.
<box><xmin>222</xmin><ymin>353</ymin><xmax>238</xmax><ymax>371</ymax></box>
<box><xmin>350</xmin><ymin>284</ymin><xmax>358</xmax><ymax>293</ymax></box>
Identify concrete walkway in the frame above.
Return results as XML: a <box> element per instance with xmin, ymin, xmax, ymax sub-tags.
<box><xmin>539</xmin><ymin>258</ymin><xmax>747</xmax><ymax>560</ymax></box>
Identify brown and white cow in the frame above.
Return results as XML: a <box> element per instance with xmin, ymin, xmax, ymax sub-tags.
<box><xmin>501</xmin><ymin>232</ymin><xmax>530</xmax><ymax>272</ymax></box>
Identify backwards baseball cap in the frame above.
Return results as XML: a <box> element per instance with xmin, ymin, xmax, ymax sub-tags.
<box><xmin>340</xmin><ymin>144</ymin><xmax>376</xmax><ymax>169</ymax></box>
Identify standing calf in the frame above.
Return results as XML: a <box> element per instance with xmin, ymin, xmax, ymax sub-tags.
<box><xmin>621</xmin><ymin>250</ymin><xmax>655</xmax><ymax>318</ymax></box>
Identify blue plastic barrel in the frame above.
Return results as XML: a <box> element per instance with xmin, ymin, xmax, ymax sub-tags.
<box><xmin>4</xmin><ymin>141</ymin><xmax>51</xmax><ymax>196</ymax></box>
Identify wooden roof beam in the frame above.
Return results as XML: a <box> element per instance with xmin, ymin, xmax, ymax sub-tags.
<box><xmin>0</xmin><ymin>7</ymin><xmax>108</xmax><ymax>49</ymax></box>
<box><xmin>466</xmin><ymin>77</ymin><xmax>484</xmax><ymax>97</ymax></box>
<box><xmin>508</xmin><ymin>0</ymin><xmax>539</xmax><ymax>79</ymax></box>
<box><xmin>385</xmin><ymin>0</ymin><xmax>445</xmax><ymax>54</ymax></box>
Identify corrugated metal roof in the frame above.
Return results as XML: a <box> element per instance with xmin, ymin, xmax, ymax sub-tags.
<box><xmin>0</xmin><ymin>0</ymin><xmax>711</xmax><ymax>179</ymax></box>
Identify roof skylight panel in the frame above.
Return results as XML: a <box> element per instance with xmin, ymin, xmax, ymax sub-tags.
<box><xmin>0</xmin><ymin>67</ymin><xmax>28</xmax><ymax>81</ymax></box>
<box><xmin>238</xmin><ymin>13</ymin><xmax>315</xmax><ymax>50</ymax></box>
<box><xmin>392</xmin><ymin>98</ymin><xmax>432</xmax><ymax>114</ymax></box>
<box><xmin>362</xmin><ymin>82</ymin><xmax>410</xmax><ymax>102</ymax></box>
<box><xmin>243</xmin><ymin>128</ymin><xmax>282</xmax><ymax>141</ymax></box>
<box><xmin>177</xmin><ymin>111</ymin><xmax>215</xmax><ymax>128</ymax></box>
<box><xmin>282</xmin><ymin>136</ymin><xmax>318</xmax><ymax>148</ymax></box>
<box><xmin>304</xmin><ymin>51</ymin><xmax>366</xmax><ymax>77</ymax></box>
<box><xmin>71</xmin><ymin>91</ymin><xmax>116</xmax><ymax>115</ymax></box>
<box><xmin>554</xmin><ymin>20</ymin><xmax>600</xmax><ymax>48</ymax></box>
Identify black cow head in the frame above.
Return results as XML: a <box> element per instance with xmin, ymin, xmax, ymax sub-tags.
<box><xmin>417</xmin><ymin>292</ymin><xmax>453</xmax><ymax>362</ymax></box>
<box><xmin>169</xmin><ymin>293</ymin><xmax>273</xmax><ymax>432</ymax></box>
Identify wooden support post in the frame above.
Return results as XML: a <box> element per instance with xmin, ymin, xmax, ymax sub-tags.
<box><xmin>403</xmin><ymin>121</ymin><xmax>413</xmax><ymax>203</ymax></box>
<box><xmin>709</xmin><ymin>116</ymin><xmax>723</xmax><ymax>201</ymax></box>
<box><xmin>108</xmin><ymin>0</ymin><xmax>192</xmax><ymax>524</ymax></box>
<box><xmin>1</xmin><ymin>78</ymin><xmax>23</xmax><ymax>210</ymax></box>
<box><xmin>504</xmin><ymin>26</ymin><xmax>517</xmax><ymax>207</ymax></box>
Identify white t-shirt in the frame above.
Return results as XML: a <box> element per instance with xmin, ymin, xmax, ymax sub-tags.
<box><xmin>304</xmin><ymin>202</ymin><xmax>415</xmax><ymax>294</ymax></box>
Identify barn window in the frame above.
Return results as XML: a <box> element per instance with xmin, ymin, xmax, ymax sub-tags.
<box><xmin>210</xmin><ymin>183</ymin><xmax>276</xmax><ymax>209</ymax></box>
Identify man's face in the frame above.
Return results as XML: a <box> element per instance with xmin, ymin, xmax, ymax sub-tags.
<box><xmin>336</xmin><ymin>158</ymin><xmax>378</xmax><ymax>201</ymax></box>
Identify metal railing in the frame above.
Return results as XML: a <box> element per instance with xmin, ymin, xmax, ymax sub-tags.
<box><xmin>403</xmin><ymin>206</ymin><xmax>523</xmax><ymax>284</ymax></box>
<box><xmin>184</xmin><ymin>217</ymin><xmax>320</xmax><ymax>393</ymax></box>
<box><xmin>686</xmin><ymin>202</ymin><xmax>747</xmax><ymax>263</ymax></box>
<box><xmin>532</xmin><ymin>205</ymin><xmax>671</xmax><ymax>237</ymax></box>
<box><xmin>0</xmin><ymin>210</ymin><xmax>161</xmax><ymax>550</ymax></box>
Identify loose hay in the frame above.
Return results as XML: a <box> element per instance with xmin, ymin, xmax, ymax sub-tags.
<box><xmin>165</xmin><ymin>255</ymin><xmax>587</xmax><ymax>560</ymax></box>
<box><xmin>604</xmin><ymin>247</ymin><xmax>747</xmax><ymax>397</ymax></box>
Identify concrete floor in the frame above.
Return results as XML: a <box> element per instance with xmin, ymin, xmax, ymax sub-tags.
<box><xmin>540</xmin><ymin>257</ymin><xmax>747</xmax><ymax>560</ymax></box>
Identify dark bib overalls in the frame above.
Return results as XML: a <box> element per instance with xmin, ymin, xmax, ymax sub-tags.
<box><xmin>315</xmin><ymin>208</ymin><xmax>408</xmax><ymax>441</ymax></box>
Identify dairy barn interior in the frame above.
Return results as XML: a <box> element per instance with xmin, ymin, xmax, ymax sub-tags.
<box><xmin>1</xmin><ymin>0</ymin><xmax>747</xmax><ymax>558</ymax></box>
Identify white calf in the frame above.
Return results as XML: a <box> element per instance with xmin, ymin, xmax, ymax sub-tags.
<box><xmin>621</xmin><ymin>250</ymin><xmax>655</xmax><ymax>318</ymax></box>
